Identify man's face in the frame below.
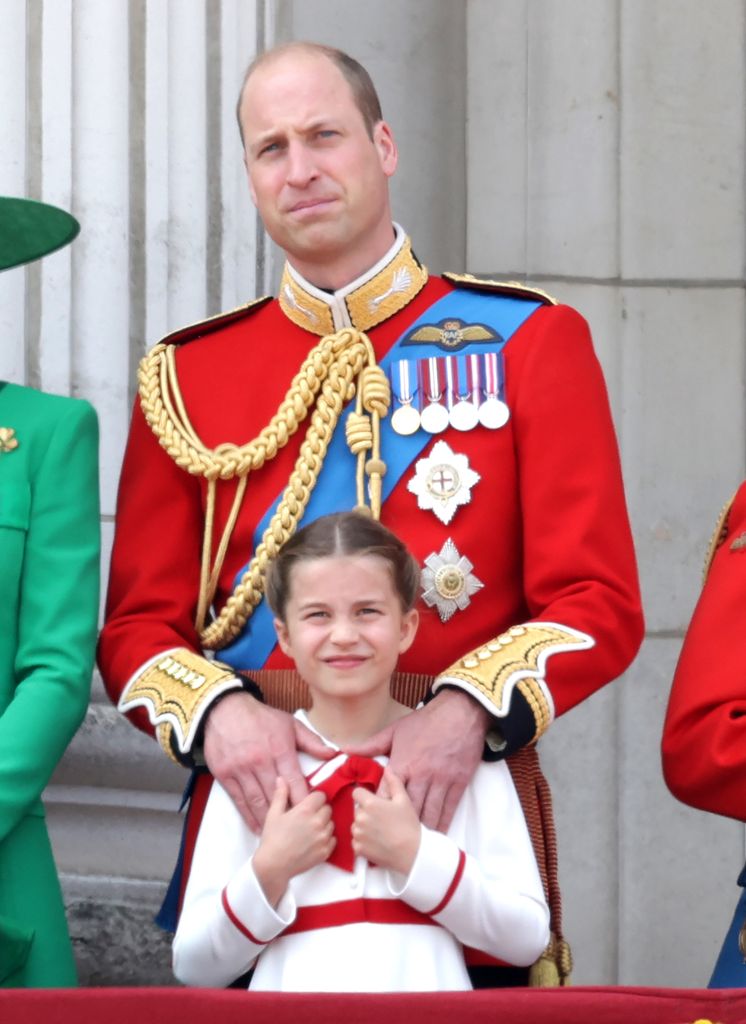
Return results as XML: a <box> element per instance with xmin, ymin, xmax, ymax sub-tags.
<box><xmin>239</xmin><ymin>51</ymin><xmax>397</xmax><ymax>287</ymax></box>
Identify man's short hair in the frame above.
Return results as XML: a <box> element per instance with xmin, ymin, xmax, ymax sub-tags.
<box><xmin>236</xmin><ymin>41</ymin><xmax>384</xmax><ymax>146</ymax></box>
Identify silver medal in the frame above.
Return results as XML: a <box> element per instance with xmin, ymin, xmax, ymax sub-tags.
<box><xmin>391</xmin><ymin>403</ymin><xmax>421</xmax><ymax>436</ymax></box>
<box><xmin>420</xmin><ymin>357</ymin><xmax>449</xmax><ymax>434</ymax></box>
<box><xmin>480</xmin><ymin>351</ymin><xmax>510</xmax><ymax>429</ymax></box>
<box><xmin>420</xmin><ymin>400</ymin><xmax>449</xmax><ymax>434</ymax></box>
<box><xmin>390</xmin><ymin>359</ymin><xmax>421</xmax><ymax>436</ymax></box>
<box><xmin>478</xmin><ymin>396</ymin><xmax>510</xmax><ymax>430</ymax></box>
<box><xmin>449</xmin><ymin>399</ymin><xmax>480</xmax><ymax>431</ymax></box>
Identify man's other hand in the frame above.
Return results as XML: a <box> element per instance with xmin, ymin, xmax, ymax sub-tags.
<box><xmin>203</xmin><ymin>691</ymin><xmax>333</xmax><ymax>832</ymax></box>
<box><xmin>349</xmin><ymin>688</ymin><xmax>490</xmax><ymax>832</ymax></box>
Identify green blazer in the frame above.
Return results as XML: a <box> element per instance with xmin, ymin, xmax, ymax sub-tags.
<box><xmin>0</xmin><ymin>382</ymin><xmax>99</xmax><ymax>987</ymax></box>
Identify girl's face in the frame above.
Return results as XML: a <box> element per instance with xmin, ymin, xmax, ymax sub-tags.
<box><xmin>274</xmin><ymin>553</ymin><xmax>418</xmax><ymax>704</ymax></box>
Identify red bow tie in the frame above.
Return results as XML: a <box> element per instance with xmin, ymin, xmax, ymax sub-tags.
<box><xmin>310</xmin><ymin>755</ymin><xmax>384</xmax><ymax>872</ymax></box>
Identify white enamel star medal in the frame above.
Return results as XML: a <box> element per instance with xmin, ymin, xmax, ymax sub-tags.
<box><xmin>421</xmin><ymin>538</ymin><xmax>484</xmax><ymax>622</ymax></box>
<box><xmin>407</xmin><ymin>440</ymin><xmax>480</xmax><ymax>525</ymax></box>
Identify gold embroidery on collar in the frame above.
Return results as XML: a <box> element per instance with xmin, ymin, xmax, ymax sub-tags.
<box><xmin>279</xmin><ymin>236</ymin><xmax>428</xmax><ymax>335</ymax></box>
<box><xmin>279</xmin><ymin>274</ymin><xmax>335</xmax><ymax>336</ymax></box>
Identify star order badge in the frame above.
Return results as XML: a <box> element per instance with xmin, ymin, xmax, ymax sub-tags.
<box><xmin>421</xmin><ymin>538</ymin><xmax>484</xmax><ymax>622</ymax></box>
<box><xmin>407</xmin><ymin>440</ymin><xmax>480</xmax><ymax>525</ymax></box>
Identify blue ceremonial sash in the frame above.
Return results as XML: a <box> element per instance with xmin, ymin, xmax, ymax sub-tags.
<box><xmin>218</xmin><ymin>288</ymin><xmax>543</xmax><ymax>671</ymax></box>
<box><xmin>710</xmin><ymin>867</ymin><xmax>746</xmax><ymax>988</ymax></box>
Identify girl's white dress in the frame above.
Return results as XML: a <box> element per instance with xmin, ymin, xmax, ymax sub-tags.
<box><xmin>172</xmin><ymin>710</ymin><xmax>549</xmax><ymax>991</ymax></box>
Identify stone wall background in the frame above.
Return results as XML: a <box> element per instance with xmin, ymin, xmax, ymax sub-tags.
<box><xmin>2</xmin><ymin>0</ymin><xmax>745</xmax><ymax>987</ymax></box>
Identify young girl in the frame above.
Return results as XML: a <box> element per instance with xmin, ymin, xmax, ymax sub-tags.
<box><xmin>172</xmin><ymin>512</ymin><xmax>549</xmax><ymax>991</ymax></box>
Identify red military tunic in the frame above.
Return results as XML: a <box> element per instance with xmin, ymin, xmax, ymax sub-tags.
<box><xmin>99</xmin><ymin>228</ymin><xmax>643</xmax><ymax>759</ymax></box>
<box><xmin>662</xmin><ymin>482</ymin><xmax>746</xmax><ymax>820</ymax></box>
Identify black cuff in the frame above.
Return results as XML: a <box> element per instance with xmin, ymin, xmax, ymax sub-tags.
<box><xmin>485</xmin><ymin>687</ymin><xmax>538</xmax><ymax>761</ymax></box>
<box><xmin>427</xmin><ymin>684</ymin><xmax>538</xmax><ymax>763</ymax></box>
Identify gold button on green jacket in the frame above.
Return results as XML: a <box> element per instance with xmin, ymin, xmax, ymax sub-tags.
<box><xmin>0</xmin><ymin>381</ymin><xmax>99</xmax><ymax>987</ymax></box>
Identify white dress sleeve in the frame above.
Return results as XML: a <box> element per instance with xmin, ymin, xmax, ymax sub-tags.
<box><xmin>172</xmin><ymin>779</ymin><xmax>296</xmax><ymax>987</ymax></box>
<box><xmin>386</xmin><ymin>761</ymin><xmax>550</xmax><ymax>967</ymax></box>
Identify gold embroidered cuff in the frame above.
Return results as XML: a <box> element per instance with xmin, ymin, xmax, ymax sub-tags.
<box><xmin>118</xmin><ymin>648</ymin><xmax>242</xmax><ymax>758</ymax></box>
<box><xmin>432</xmin><ymin>622</ymin><xmax>595</xmax><ymax>742</ymax></box>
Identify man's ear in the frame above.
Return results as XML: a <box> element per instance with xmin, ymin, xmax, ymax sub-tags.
<box><xmin>274</xmin><ymin>618</ymin><xmax>292</xmax><ymax>656</ymax></box>
<box><xmin>373</xmin><ymin>120</ymin><xmax>398</xmax><ymax>178</ymax></box>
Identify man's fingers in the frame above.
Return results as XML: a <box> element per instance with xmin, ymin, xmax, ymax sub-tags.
<box><xmin>345</xmin><ymin>724</ymin><xmax>394</xmax><ymax>758</ymax></box>
<box><xmin>273</xmin><ymin>747</ymin><xmax>310</xmax><ymax>808</ymax></box>
<box><xmin>249</xmin><ymin>758</ymin><xmax>283</xmax><ymax>811</ymax></box>
<box><xmin>434</xmin><ymin>782</ymin><xmax>464</xmax><ymax>833</ymax></box>
<box><xmin>382</xmin><ymin>766</ymin><xmax>406</xmax><ymax>799</ymax></box>
<box><xmin>420</xmin><ymin>780</ymin><xmax>450</xmax><ymax>831</ymax></box>
<box><xmin>221</xmin><ymin>776</ymin><xmax>263</xmax><ymax>834</ymax></box>
<box><xmin>294</xmin><ymin>720</ymin><xmax>335</xmax><ymax>761</ymax></box>
<box><xmin>231</xmin><ymin>756</ymin><xmax>282</xmax><ymax>831</ymax></box>
<box><xmin>404</xmin><ymin>777</ymin><xmax>428</xmax><ymax>820</ymax></box>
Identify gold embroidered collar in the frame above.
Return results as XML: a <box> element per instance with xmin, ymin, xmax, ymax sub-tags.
<box><xmin>278</xmin><ymin>224</ymin><xmax>428</xmax><ymax>336</ymax></box>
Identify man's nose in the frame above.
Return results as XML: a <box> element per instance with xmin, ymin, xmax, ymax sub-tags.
<box><xmin>285</xmin><ymin>141</ymin><xmax>317</xmax><ymax>187</ymax></box>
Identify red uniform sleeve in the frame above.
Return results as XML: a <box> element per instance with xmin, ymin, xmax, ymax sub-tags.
<box><xmin>662</xmin><ymin>482</ymin><xmax>746</xmax><ymax>820</ymax></box>
<box><xmin>512</xmin><ymin>304</ymin><xmax>644</xmax><ymax>717</ymax></box>
<box><xmin>432</xmin><ymin>303</ymin><xmax>643</xmax><ymax>746</ymax></box>
<box><xmin>97</xmin><ymin>399</ymin><xmax>205</xmax><ymax>737</ymax></box>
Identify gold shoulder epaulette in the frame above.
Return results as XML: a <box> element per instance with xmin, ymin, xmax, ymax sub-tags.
<box><xmin>443</xmin><ymin>272</ymin><xmax>557</xmax><ymax>307</ymax></box>
<box><xmin>158</xmin><ymin>295</ymin><xmax>273</xmax><ymax>348</ymax></box>
<box><xmin>702</xmin><ymin>491</ymin><xmax>737</xmax><ymax>583</ymax></box>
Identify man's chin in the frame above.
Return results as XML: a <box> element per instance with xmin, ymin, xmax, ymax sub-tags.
<box><xmin>283</xmin><ymin>228</ymin><xmax>350</xmax><ymax>270</ymax></box>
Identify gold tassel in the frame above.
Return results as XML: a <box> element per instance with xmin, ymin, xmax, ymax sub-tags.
<box><xmin>528</xmin><ymin>933</ymin><xmax>573</xmax><ymax>987</ymax></box>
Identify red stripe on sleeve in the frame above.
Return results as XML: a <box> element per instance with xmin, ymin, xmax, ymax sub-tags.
<box><xmin>221</xmin><ymin>887</ymin><xmax>268</xmax><ymax>945</ymax></box>
<box><xmin>425</xmin><ymin>848</ymin><xmax>466</xmax><ymax>916</ymax></box>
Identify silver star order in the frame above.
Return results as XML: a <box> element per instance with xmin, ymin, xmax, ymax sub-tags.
<box><xmin>407</xmin><ymin>440</ymin><xmax>480</xmax><ymax>525</ymax></box>
<box><xmin>421</xmin><ymin>538</ymin><xmax>484</xmax><ymax>622</ymax></box>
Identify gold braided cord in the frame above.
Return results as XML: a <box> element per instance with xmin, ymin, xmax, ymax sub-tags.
<box><xmin>194</xmin><ymin>474</ymin><xmax>249</xmax><ymax>636</ymax></box>
<box><xmin>195</xmin><ymin>477</ymin><xmax>218</xmax><ymax>634</ymax></box>
<box><xmin>138</xmin><ymin>327</ymin><xmax>390</xmax><ymax>652</ymax></box>
<box><xmin>702</xmin><ymin>491</ymin><xmax>736</xmax><ymax>584</ymax></box>
<box><xmin>200</xmin><ymin>341</ymin><xmax>390</xmax><ymax>650</ymax></box>
<box><xmin>140</xmin><ymin>332</ymin><xmax>358</xmax><ymax>481</ymax></box>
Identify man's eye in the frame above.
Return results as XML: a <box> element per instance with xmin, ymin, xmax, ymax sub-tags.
<box><xmin>316</xmin><ymin>129</ymin><xmax>337</xmax><ymax>139</ymax></box>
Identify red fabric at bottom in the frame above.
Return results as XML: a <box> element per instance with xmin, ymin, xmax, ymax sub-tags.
<box><xmin>2</xmin><ymin>986</ymin><xmax>746</xmax><ymax>1024</ymax></box>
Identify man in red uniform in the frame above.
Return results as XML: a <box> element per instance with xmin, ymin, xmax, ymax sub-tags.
<box><xmin>99</xmin><ymin>42</ymin><xmax>643</xmax><ymax>978</ymax></box>
<box><xmin>662</xmin><ymin>485</ymin><xmax>746</xmax><ymax>985</ymax></box>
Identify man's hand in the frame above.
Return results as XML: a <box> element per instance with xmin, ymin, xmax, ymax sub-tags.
<box><xmin>351</xmin><ymin>769</ymin><xmax>420</xmax><ymax>875</ymax></box>
<box><xmin>202</xmin><ymin>691</ymin><xmax>333</xmax><ymax>832</ymax></box>
<box><xmin>350</xmin><ymin>689</ymin><xmax>491</xmax><ymax>832</ymax></box>
<box><xmin>253</xmin><ymin>779</ymin><xmax>334</xmax><ymax>907</ymax></box>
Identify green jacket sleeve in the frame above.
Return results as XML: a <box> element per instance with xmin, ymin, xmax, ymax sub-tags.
<box><xmin>0</xmin><ymin>398</ymin><xmax>100</xmax><ymax>842</ymax></box>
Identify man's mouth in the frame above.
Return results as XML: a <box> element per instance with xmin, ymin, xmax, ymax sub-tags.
<box><xmin>288</xmin><ymin>196</ymin><xmax>338</xmax><ymax>214</ymax></box>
